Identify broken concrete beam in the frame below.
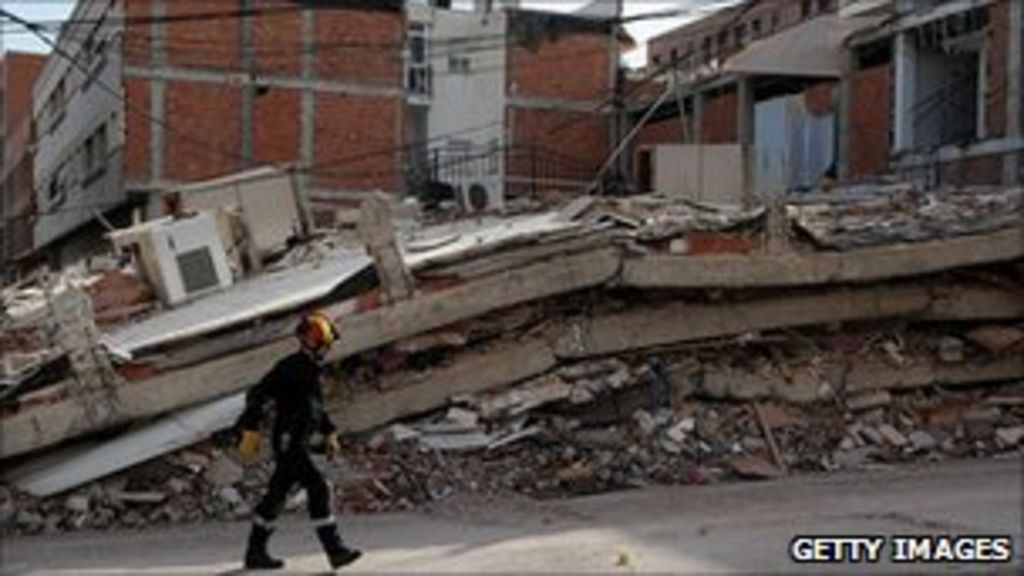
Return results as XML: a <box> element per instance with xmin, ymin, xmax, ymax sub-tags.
<box><xmin>1</xmin><ymin>248</ymin><xmax>617</xmax><ymax>460</ymax></box>
<box><xmin>329</xmin><ymin>247</ymin><xmax>621</xmax><ymax>364</ymax></box>
<box><xmin>554</xmin><ymin>282</ymin><xmax>1023</xmax><ymax>360</ymax></box>
<box><xmin>328</xmin><ymin>339</ymin><xmax>556</xmax><ymax>434</ymax></box>
<box><xmin>474</xmin><ymin>373</ymin><xmax>572</xmax><ymax>421</ymax></box>
<box><xmin>845</xmin><ymin>356</ymin><xmax>1024</xmax><ymax>394</ymax></box>
<box><xmin>622</xmin><ymin>226</ymin><xmax>1024</xmax><ymax>289</ymax></box>
<box><xmin>554</xmin><ymin>284</ymin><xmax>933</xmax><ymax>359</ymax></box>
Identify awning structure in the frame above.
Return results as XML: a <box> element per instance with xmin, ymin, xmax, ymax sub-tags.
<box><xmin>723</xmin><ymin>15</ymin><xmax>886</xmax><ymax>78</ymax></box>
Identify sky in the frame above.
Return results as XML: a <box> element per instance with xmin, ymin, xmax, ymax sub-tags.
<box><xmin>0</xmin><ymin>1</ymin><xmax>728</xmax><ymax>67</ymax></box>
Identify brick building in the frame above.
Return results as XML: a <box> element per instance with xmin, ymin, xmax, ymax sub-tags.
<box><xmin>1</xmin><ymin>51</ymin><xmax>46</xmax><ymax>277</ymax></box>
<box><xmin>29</xmin><ymin>0</ymin><xmax>613</xmax><ymax>266</ymax></box>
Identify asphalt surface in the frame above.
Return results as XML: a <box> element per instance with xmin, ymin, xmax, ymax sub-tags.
<box><xmin>2</xmin><ymin>457</ymin><xmax>1021</xmax><ymax>574</ymax></box>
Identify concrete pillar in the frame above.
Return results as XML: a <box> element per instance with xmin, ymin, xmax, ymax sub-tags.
<box><xmin>893</xmin><ymin>30</ymin><xmax>917</xmax><ymax>153</ymax></box>
<box><xmin>240</xmin><ymin>0</ymin><xmax>254</xmax><ymax>168</ymax></box>
<box><xmin>692</xmin><ymin>91</ymin><xmax>704</xmax><ymax>144</ymax></box>
<box><xmin>1005</xmin><ymin>0</ymin><xmax>1022</xmax><ymax>184</ymax></box>
<box><xmin>300</xmin><ymin>7</ymin><xmax>316</xmax><ymax>199</ymax></box>
<box><xmin>150</xmin><ymin>0</ymin><xmax>166</xmax><ymax>182</ymax></box>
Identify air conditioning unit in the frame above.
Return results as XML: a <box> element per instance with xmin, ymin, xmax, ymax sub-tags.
<box><xmin>108</xmin><ymin>211</ymin><xmax>233</xmax><ymax>306</ymax></box>
<box><xmin>460</xmin><ymin>178</ymin><xmax>504</xmax><ymax>214</ymax></box>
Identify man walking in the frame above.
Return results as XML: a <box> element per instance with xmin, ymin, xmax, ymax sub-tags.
<box><xmin>235</xmin><ymin>312</ymin><xmax>362</xmax><ymax>571</ymax></box>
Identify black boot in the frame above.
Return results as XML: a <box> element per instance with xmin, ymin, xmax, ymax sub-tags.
<box><xmin>316</xmin><ymin>522</ymin><xmax>362</xmax><ymax>569</ymax></box>
<box><xmin>245</xmin><ymin>523</ymin><xmax>285</xmax><ymax>570</ymax></box>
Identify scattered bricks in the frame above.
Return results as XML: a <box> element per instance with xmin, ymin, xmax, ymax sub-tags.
<box><xmin>443</xmin><ymin>407</ymin><xmax>481</xmax><ymax>430</ymax></box>
<box><xmin>937</xmin><ymin>337</ymin><xmax>966</xmax><ymax>363</ymax></box>
<box><xmin>165</xmin><ymin>477</ymin><xmax>192</xmax><ymax>495</ymax></box>
<box><xmin>966</xmin><ymin>325</ymin><xmax>1024</xmax><ymax>354</ymax></box>
<box><xmin>994</xmin><ymin>426</ymin><xmax>1024</xmax><ymax>448</ymax></box>
<box><xmin>846</xmin><ymin>390</ymin><xmax>892</xmax><ymax>411</ymax></box>
<box><xmin>876</xmin><ymin>424</ymin><xmax>908</xmax><ymax>448</ymax></box>
<box><xmin>216</xmin><ymin>486</ymin><xmax>244</xmax><ymax>508</ymax></box>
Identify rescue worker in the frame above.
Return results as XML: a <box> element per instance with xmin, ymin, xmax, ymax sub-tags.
<box><xmin>234</xmin><ymin>311</ymin><xmax>362</xmax><ymax>571</ymax></box>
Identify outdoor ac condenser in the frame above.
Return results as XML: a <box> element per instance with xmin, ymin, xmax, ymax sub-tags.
<box><xmin>109</xmin><ymin>211</ymin><xmax>233</xmax><ymax>307</ymax></box>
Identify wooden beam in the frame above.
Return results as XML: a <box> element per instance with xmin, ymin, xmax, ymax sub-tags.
<box><xmin>328</xmin><ymin>338</ymin><xmax>556</xmax><ymax>433</ymax></box>
<box><xmin>622</xmin><ymin>227</ymin><xmax>1024</xmax><ymax>289</ymax></box>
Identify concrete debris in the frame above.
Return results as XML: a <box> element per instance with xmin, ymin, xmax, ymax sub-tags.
<box><xmin>846</xmin><ymin>390</ymin><xmax>892</xmax><ymax>412</ymax></box>
<box><xmin>966</xmin><ymin>325</ymin><xmax>1024</xmax><ymax>354</ymax></box>
<box><xmin>937</xmin><ymin>337</ymin><xmax>966</xmax><ymax>363</ymax></box>
<box><xmin>728</xmin><ymin>455</ymin><xmax>782</xmax><ymax>479</ymax></box>
<box><xmin>994</xmin><ymin>427</ymin><xmax>1024</xmax><ymax>447</ymax></box>
<box><xmin>204</xmin><ymin>454</ymin><xmax>243</xmax><ymax>487</ymax></box>
<box><xmin>907</xmin><ymin>430</ymin><xmax>938</xmax><ymax>453</ymax></box>
<box><xmin>876</xmin><ymin>424</ymin><xmax>909</xmax><ymax>448</ymax></box>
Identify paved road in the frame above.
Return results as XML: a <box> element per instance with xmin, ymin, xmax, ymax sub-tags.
<box><xmin>2</xmin><ymin>457</ymin><xmax>1021</xmax><ymax>574</ymax></box>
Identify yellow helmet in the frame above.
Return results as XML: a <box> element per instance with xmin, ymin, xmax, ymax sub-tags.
<box><xmin>297</xmin><ymin>311</ymin><xmax>338</xmax><ymax>350</ymax></box>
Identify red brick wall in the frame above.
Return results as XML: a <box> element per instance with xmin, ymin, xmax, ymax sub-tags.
<box><xmin>123</xmin><ymin>0</ymin><xmax>151</xmax><ymax>67</ymax></box>
<box><xmin>634</xmin><ymin>117</ymin><xmax>686</xmax><ymax>150</ymax></box>
<box><xmin>1</xmin><ymin>53</ymin><xmax>45</xmax><ymax>135</ymax></box>
<box><xmin>506</xmin><ymin>107</ymin><xmax>608</xmax><ymax>180</ymax></box>
<box><xmin>849</xmin><ymin>63</ymin><xmax>891</xmax><ymax>178</ymax></box>
<box><xmin>123</xmin><ymin>78</ymin><xmax>151</xmax><ymax>181</ymax></box>
<box><xmin>252</xmin><ymin>87</ymin><xmax>301</xmax><ymax>166</ymax></box>
<box><xmin>164</xmin><ymin>0</ymin><xmax>242</xmax><ymax>70</ymax></box>
<box><xmin>700</xmin><ymin>91</ymin><xmax>738</xmax><ymax>143</ymax></box>
<box><xmin>313</xmin><ymin>94</ymin><xmax>402</xmax><ymax>192</ymax></box>
<box><xmin>509</xmin><ymin>33</ymin><xmax>609</xmax><ymax>102</ymax></box>
<box><xmin>164</xmin><ymin>82</ymin><xmax>242</xmax><ymax>181</ymax></box>
<box><xmin>986</xmin><ymin>0</ymin><xmax>1009</xmax><ymax>138</ymax></box>
<box><xmin>252</xmin><ymin>0</ymin><xmax>303</xmax><ymax>76</ymax></box>
<box><xmin>315</xmin><ymin>9</ymin><xmax>402</xmax><ymax>86</ymax></box>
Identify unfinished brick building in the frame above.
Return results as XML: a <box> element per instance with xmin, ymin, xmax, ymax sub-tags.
<box><xmin>28</xmin><ymin>0</ymin><xmax>614</xmax><ymax>266</ymax></box>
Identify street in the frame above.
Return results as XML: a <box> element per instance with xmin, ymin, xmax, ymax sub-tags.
<box><xmin>2</xmin><ymin>457</ymin><xmax>1021</xmax><ymax>574</ymax></box>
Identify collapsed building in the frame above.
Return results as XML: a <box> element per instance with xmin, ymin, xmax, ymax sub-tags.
<box><xmin>1</xmin><ymin>175</ymin><xmax>1021</xmax><ymax>534</ymax></box>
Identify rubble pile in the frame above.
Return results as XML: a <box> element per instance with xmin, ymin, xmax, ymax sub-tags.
<box><xmin>4</xmin><ymin>323</ymin><xmax>1021</xmax><ymax>536</ymax></box>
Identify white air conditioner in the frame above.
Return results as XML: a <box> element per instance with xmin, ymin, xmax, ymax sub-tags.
<box><xmin>460</xmin><ymin>178</ymin><xmax>504</xmax><ymax>214</ymax></box>
<box><xmin>108</xmin><ymin>211</ymin><xmax>233</xmax><ymax>306</ymax></box>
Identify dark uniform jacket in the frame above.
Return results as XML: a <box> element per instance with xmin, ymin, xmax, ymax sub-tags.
<box><xmin>236</xmin><ymin>350</ymin><xmax>337</xmax><ymax>455</ymax></box>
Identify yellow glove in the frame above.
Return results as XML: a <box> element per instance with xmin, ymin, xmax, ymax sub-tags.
<box><xmin>325</xmin><ymin>432</ymin><xmax>341</xmax><ymax>461</ymax></box>
<box><xmin>238</xmin><ymin>429</ymin><xmax>261</xmax><ymax>464</ymax></box>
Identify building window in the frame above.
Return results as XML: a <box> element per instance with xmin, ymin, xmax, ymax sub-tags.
<box><xmin>717</xmin><ymin>30</ymin><xmax>729</xmax><ymax>50</ymax></box>
<box><xmin>734</xmin><ymin>23</ymin><xmax>747</xmax><ymax>47</ymax></box>
<box><xmin>83</xmin><ymin>123</ymin><xmax>108</xmax><ymax>184</ymax></box>
<box><xmin>670</xmin><ymin>48</ymin><xmax>679</xmax><ymax>64</ymax></box>
<box><xmin>652</xmin><ymin>54</ymin><xmax>662</xmax><ymax>66</ymax></box>
<box><xmin>801</xmin><ymin>0</ymin><xmax>812</xmax><ymax>18</ymax></box>
<box><xmin>751</xmin><ymin>18</ymin><xmax>762</xmax><ymax>38</ymax></box>
<box><xmin>771</xmin><ymin>11</ymin><xmax>781</xmax><ymax>31</ymax></box>
<box><xmin>448</xmin><ymin>54</ymin><xmax>471</xmax><ymax>74</ymax></box>
<box><xmin>702</xmin><ymin>36</ymin><xmax>713</xmax><ymax>62</ymax></box>
<box><xmin>43</xmin><ymin>78</ymin><xmax>67</xmax><ymax>134</ymax></box>
<box><xmin>406</xmin><ymin>23</ymin><xmax>431</xmax><ymax>97</ymax></box>
<box><xmin>818</xmin><ymin>0</ymin><xmax>832</xmax><ymax>13</ymax></box>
